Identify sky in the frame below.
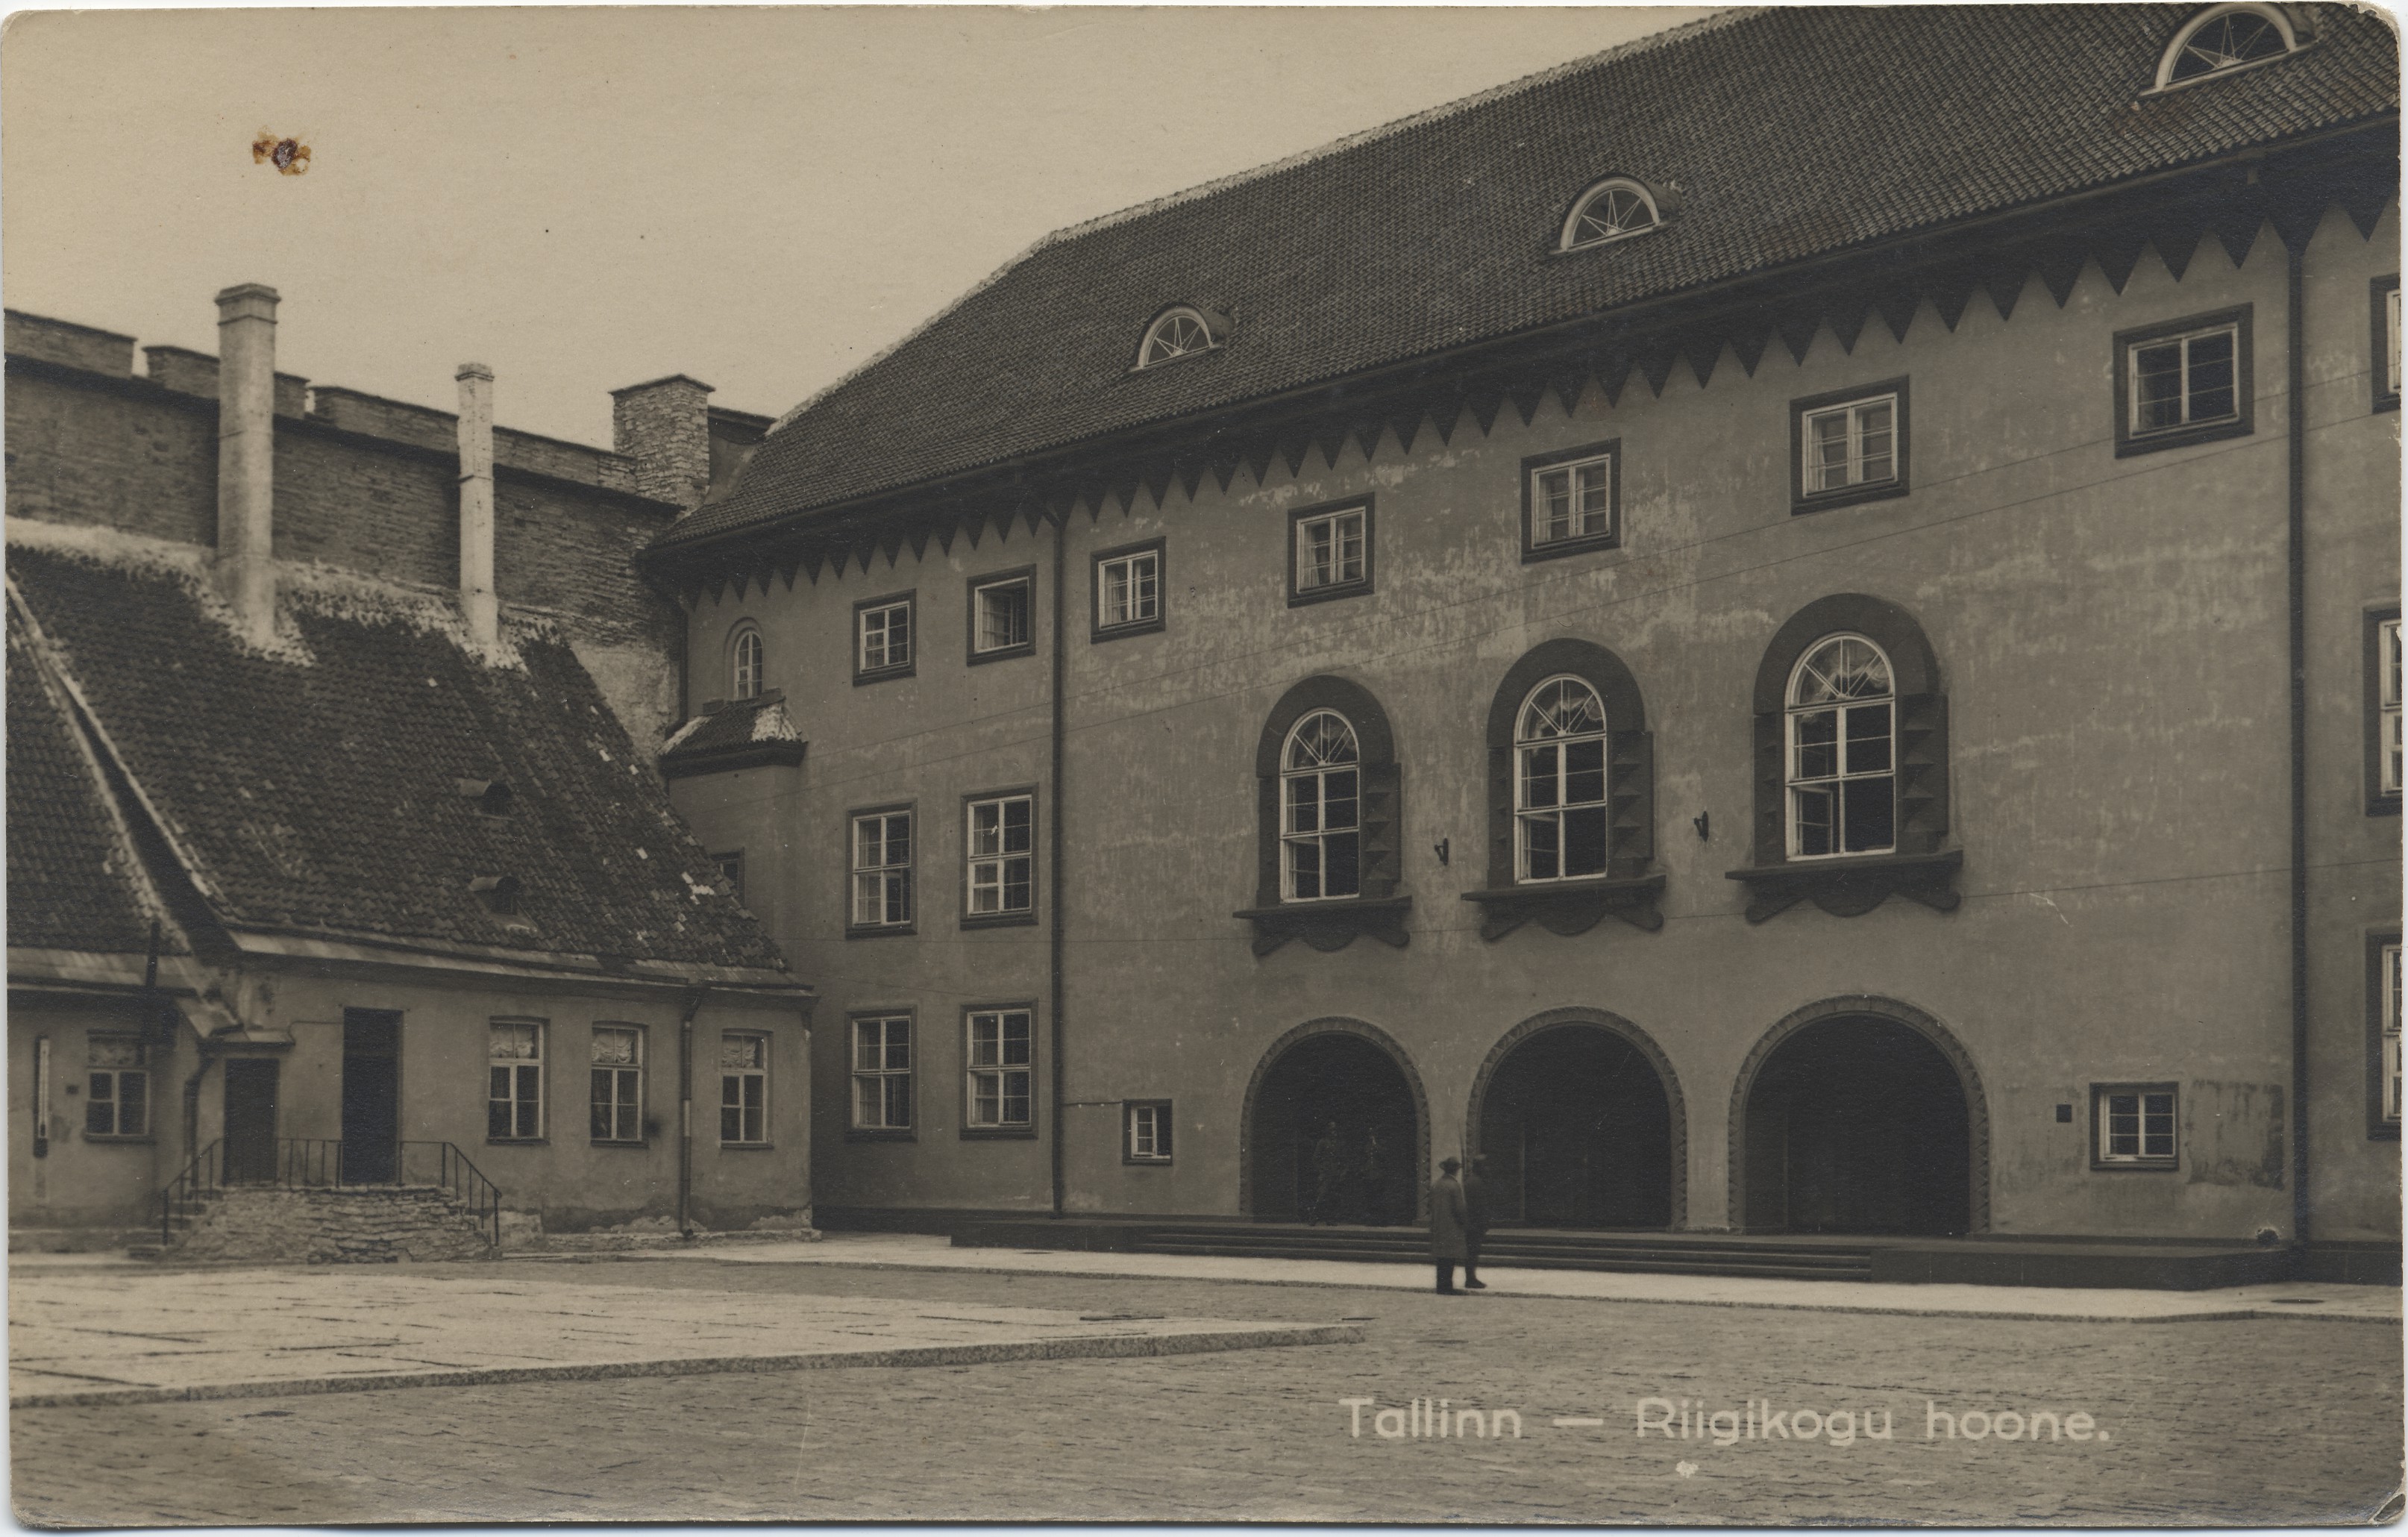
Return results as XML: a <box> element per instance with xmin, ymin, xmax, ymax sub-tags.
<box><xmin>2</xmin><ymin>5</ymin><xmax>1710</xmax><ymax>448</ymax></box>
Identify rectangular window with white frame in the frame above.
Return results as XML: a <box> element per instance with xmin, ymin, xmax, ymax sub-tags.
<box><xmin>2114</xmin><ymin>307</ymin><xmax>2252</xmax><ymax>456</ymax></box>
<box><xmin>850</xmin><ymin>807</ymin><xmax>914</xmax><ymax>932</ymax></box>
<box><xmin>589</xmin><ymin>1024</ymin><xmax>644</xmax><ymax>1144</ymax></box>
<box><xmin>2374</xmin><ymin>936</ymin><xmax>2401</xmax><ymax>1138</ymax></box>
<box><xmin>2374</xmin><ymin>275</ymin><xmax>2400</xmax><ymax>413</ymax></box>
<box><xmin>964</xmin><ymin>790</ymin><xmax>1035</xmax><ymax>924</ymax></box>
<box><xmin>85</xmin><ymin>1034</ymin><xmax>148</xmax><ymax>1138</ymax></box>
<box><xmin>720</xmin><ymin>1032</ymin><xmax>770</xmax><ymax>1146</ymax></box>
<box><xmin>850</xmin><ymin>1015</ymin><xmax>912</xmax><ymax>1134</ymax></box>
<box><xmin>2371</xmin><ymin>611</ymin><xmax>2401</xmax><ymax>813</ymax></box>
<box><xmin>1093</xmin><ymin>539</ymin><xmax>1164</xmax><ymax>639</ymax></box>
<box><xmin>1288</xmin><ymin>499</ymin><xmax>1373</xmax><ymax>604</ymax></box>
<box><xmin>1791</xmin><ymin>381</ymin><xmax>1908</xmax><ymax>513</ymax></box>
<box><xmin>488</xmin><ymin>1020</ymin><xmax>543</xmax><ymax>1141</ymax></box>
<box><xmin>1125</xmin><ymin>1100</ymin><xmax>1173</xmax><ymax>1163</ymax></box>
<box><xmin>968</xmin><ymin>569</ymin><xmax>1035</xmax><ymax>663</ymax></box>
<box><xmin>1522</xmin><ymin>440</ymin><xmax>1620</xmax><ymax>560</ymax></box>
<box><xmin>964</xmin><ymin>1007</ymin><xmax>1034</xmax><ymax>1134</ymax></box>
<box><xmin>2091</xmin><ymin>1083</ymin><xmax>2177</xmax><ymax>1168</ymax></box>
<box><xmin>853</xmin><ymin>592</ymin><xmax>915</xmax><ymax>683</ymax></box>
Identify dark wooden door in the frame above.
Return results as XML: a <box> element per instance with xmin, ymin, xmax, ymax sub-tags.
<box><xmin>222</xmin><ymin>1059</ymin><xmax>280</xmax><ymax>1183</ymax></box>
<box><xmin>342</xmin><ymin>1010</ymin><xmax>401</xmax><ymax>1183</ymax></box>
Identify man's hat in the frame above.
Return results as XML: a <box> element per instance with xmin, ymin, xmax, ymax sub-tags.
<box><xmin>1439</xmin><ymin>1155</ymin><xmax>1462</xmax><ymax>1172</ymax></box>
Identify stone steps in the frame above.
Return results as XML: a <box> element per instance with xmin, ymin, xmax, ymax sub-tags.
<box><xmin>142</xmin><ymin>1185</ymin><xmax>498</xmax><ymax>1265</ymax></box>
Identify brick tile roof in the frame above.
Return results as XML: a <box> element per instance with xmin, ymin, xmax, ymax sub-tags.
<box><xmin>6</xmin><ymin>604</ymin><xmax>165</xmax><ymax>955</ymax></box>
<box><xmin>8</xmin><ymin>542</ymin><xmax>788</xmax><ymax>972</ymax></box>
<box><xmin>668</xmin><ymin>4</ymin><xmax>2398</xmax><ymax>546</ymax></box>
<box><xmin>659</xmin><ymin>694</ymin><xmax>806</xmax><ymax>778</ymax></box>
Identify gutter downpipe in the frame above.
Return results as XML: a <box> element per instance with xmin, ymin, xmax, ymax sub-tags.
<box><xmin>2286</xmin><ymin>237</ymin><xmax>2312</xmax><ymax>1256</ymax></box>
<box><xmin>1050</xmin><ymin>505</ymin><xmax>1067</xmax><ymax>1218</ymax></box>
<box><xmin>677</xmin><ymin>986</ymin><xmax>708</xmax><ymax>1239</ymax></box>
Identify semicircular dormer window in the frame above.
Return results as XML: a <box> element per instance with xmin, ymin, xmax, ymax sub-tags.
<box><xmin>1560</xmin><ymin>177</ymin><xmax>1665</xmax><ymax>253</ymax></box>
<box><xmin>1137</xmin><ymin>307</ymin><xmax>1221</xmax><ymax>370</ymax></box>
<box><xmin>2157</xmin><ymin>4</ymin><xmax>2299</xmax><ymax>88</ymax></box>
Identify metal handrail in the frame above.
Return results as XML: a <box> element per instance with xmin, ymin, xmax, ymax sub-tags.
<box><xmin>158</xmin><ymin>1139</ymin><xmax>222</xmax><ymax>1249</ymax></box>
<box><xmin>157</xmin><ymin>1138</ymin><xmax>505</xmax><ymax>1250</ymax></box>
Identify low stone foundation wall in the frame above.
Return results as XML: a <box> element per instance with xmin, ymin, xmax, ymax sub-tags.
<box><xmin>172</xmin><ymin>1187</ymin><xmax>497</xmax><ymax>1264</ymax></box>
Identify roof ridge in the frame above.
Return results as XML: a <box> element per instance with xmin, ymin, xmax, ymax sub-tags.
<box><xmin>768</xmin><ymin>6</ymin><xmax>1752</xmax><ymax>436</ymax></box>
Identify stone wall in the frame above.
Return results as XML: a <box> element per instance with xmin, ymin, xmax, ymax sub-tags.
<box><xmin>170</xmin><ymin>1186</ymin><xmax>498</xmax><ymax>1264</ymax></box>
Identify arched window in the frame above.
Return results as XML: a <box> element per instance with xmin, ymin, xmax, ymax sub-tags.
<box><xmin>1558</xmin><ymin>177</ymin><xmax>1670</xmax><ymax>253</ymax></box>
<box><xmin>1516</xmin><ymin>677</ymin><xmax>1609</xmax><ymax>881</ymax></box>
<box><xmin>730</xmin><ymin>624</ymin><xmax>764</xmax><ymax>701</ymax></box>
<box><xmin>1735</xmin><ymin>594</ymin><xmax>1957</xmax><ymax>922</ymax></box>
<box><xmin>1136</xmin><ymin>306</ymin><xmax>1223</xmax><ymax>369</ymax></box>
<box><xmin>2156</xmin><ymin>4</ymin><xmax>2301</xmax><ymax>89</ymax></box>
<box><xmin>1785</xmin><ymin>635</ymin><xmax>1895</xmax><ymax>858</ymax></box>
<box><xmin>1282</xmin><ymin>710</ymin><xmax>1361</xmax><ymax>901</ymax></box>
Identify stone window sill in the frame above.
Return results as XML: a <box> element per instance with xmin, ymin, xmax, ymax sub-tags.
<box><xmin>1232</xmin><ymin>895</ymin><xmax>1411</xmax><ymax>957</ymax></box>
<box><xmin>1459</xmin><ymin>873</ymin><xmax>1665</xmax><ymax>940</ymax></box>
<box><xmin>960</xmin><ymin>1125</ymin><xmax>1038</xmax><ymax>1140</ymax></box>
<box><xmin>1723</xmin><ymin>848</ymin><xmax>1963</xmax><ymax>923</ymax></box>
<box><xmin>81</xmin><ymin>1133</ymin><xmax>155</xmax><ymax>1145</ymax></box>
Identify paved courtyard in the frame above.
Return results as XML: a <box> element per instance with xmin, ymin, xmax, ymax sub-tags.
<box><xmin>11</xmin><ymin>1248</ymin><xmax>2401</xmax><ymax>1527</ymax></box>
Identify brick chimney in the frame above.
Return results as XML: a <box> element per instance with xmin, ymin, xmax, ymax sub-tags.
<box><xmin>611</xmin><ymin>375</ymin><xmax>712</xmax><ymax>511</ymax></box>
<box><xmin>213</xmin><ymin>284</ymin><xmax>280</xmax><ymax>645</ymax></box>
<box><xmin>455</xmin><ymin>363</ymin><xmax>498</xmax><ymax>647</ymax></box>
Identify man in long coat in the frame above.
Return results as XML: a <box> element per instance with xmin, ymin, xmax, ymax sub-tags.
<box><xmin>1461</xmin><ymin>1153</ymin><xmax>1492</xmax><ymax>1290</ymax></box>
<box><xmin>1429</xmin><ymin>1156</ymin><xmax>1470</xmax><ymax>1295</ymax></box>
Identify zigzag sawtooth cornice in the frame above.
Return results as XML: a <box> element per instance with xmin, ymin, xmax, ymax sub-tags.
<box><xmin>647</xmin><ymin>126</ymin><xmax>2397</xmax><ymax>603</ymax></box>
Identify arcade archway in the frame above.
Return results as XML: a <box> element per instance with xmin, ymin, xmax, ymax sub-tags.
<box><xmin>1242</xmin><ymin>1021</ymin><xmax>1426</xmax><ymax>1225</ymax></box>
<box><xmin>1468</xmin><ymin>1012</ymin><xmax>1681</xmax><ymax>1229</ymax></box>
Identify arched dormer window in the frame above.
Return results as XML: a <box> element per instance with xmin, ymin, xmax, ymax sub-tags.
<box><xmin>1135</xmin><ymin>306</ymin><xmax>1224</xmax><ymax>370</ymax></box>
<box><xmin>1237</xmin><ymin>676</ymin><xmax>1407</xmax><ymax>954</ymax></box>
<box><xmin>729</xmin><ymin>623</ymin><xmax>765</xmax><ymax>701</ymax></box>
<box><xmin>1731</xmin><ymin>594</ymin><xmax>1958</xmax><ymax>923</ymax></box>
<box><xmin>1470</xmin><ymin>639</ymin><xmax>1660</xmax><ymax>939</ymax></box>
<box><xmin>1558</xmin><ymin>176</ymin><xmax>1674</xmax><ymax>253</ymax></box>
<box><xmin>2155</xmin><ymin>4</ymin><xmax>2304</xmax><ymax>90</ymax></box>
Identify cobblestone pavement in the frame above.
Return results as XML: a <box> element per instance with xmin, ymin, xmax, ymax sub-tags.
<box><xmin>13</xmin><ymin>1258</ymin><xmax>2400</xmax><ymax>1527</ymax></box>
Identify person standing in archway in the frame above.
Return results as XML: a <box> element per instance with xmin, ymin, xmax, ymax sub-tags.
<box><xmin>1307</xmin><ymin>1120</ymin><xmax>1345</xmax><ymax>1224</ymax></box>
<box><xmin>1461</xmin><ymin>1153</ymin><xmax>1492</xmax><ymax>1289</ymax></box>
<box><xmin>1429</xmin><ymin>1156</ymin><xmax>1470</xmax><ymax>1294</ymax></box>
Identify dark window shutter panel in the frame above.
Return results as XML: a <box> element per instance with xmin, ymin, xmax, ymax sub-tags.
<box><xmin>1358</xmin><ymin>760</ymin><xmax>1402</xmax><ymax>898</ymax></box>
<box><xmin>1487</xmin><ymin>743</ymin><xmax>1517</xmax><ymax>889</ymax></box>
<box><xmin>1608</xmin><ymin>727</ymin><xmax>1654</xmax><ymax>875</ymax></box>
<box><xmin>1255</xmin><ymin>776</ymin><xmax>1283</xmax><ymax>907</ymax></box>
<box><xmin>1897</xmin><ymin>692</ymin><xmax>1949</xmax><ymax>854</ymax></box>
<box><xmin>1752</xmin><ymin>711</ymin><xmax>1785</xmax><ymax>865</ymax></box>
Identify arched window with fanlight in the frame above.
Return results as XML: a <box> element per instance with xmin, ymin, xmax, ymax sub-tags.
<box><xmin>2154</xmin><ymin>3</ymin><xmax>2305</xmax><ymax>90</ymax></box>
<box><xmin>1135</xmin><ymin>306</ymin><xmax>1225</xmax><ymax>370</ymax></box>
<box><xmin>1558</xmin><ymin>176</ymin><xmax>1675</xmax><ymax>253</ymax></box>
<box><xmin>1241</xmin><ymin>677</ymin><xmax>1406</xmax><ymax>954</ymax></box>
<box><xmin>1282</xmin><ymin>710</ymin><xmax>1361</xmax><ymax>901</ymax></box>
<box><xmin>1785</xmin><ymin>635</ymin><xmax>1896</xmax><ymax>858</ymax></box>
<box><xmin>729</xmin><ymin>623</ymin><xmax>765</xmax><ymax>701</ymax></box>
<box><xmin>1516</xmin><ymin>677</ymin><xmax>1611</xmax><ymax>882</ymax></box>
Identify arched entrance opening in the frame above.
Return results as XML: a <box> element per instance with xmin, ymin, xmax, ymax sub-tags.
<box><xmin>1476</xmin><ymin>1025</ymin><xmax>1673</xmax><ymax>1228</ymax></box>
<box><xmin>1247</xmin><ymin>1030</ymin><xmax>1420</xmax><ymax>1225</ymax></box>
<box><xmin>1740</xmin><ymin>1014</ymin><xmax>1972</xmax><ymax>1236</ymax></box>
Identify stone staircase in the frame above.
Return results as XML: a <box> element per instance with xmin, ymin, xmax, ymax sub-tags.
<box><xmin>134</xmin><ymin>1184</ymin><xmax>500</xmax><ymax>1264</ymax></box>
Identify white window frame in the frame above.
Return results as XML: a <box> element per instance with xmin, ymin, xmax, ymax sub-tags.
<box><xmin>1097</xmin><ymin>548</ymin><xmax>1160</xmax><ymax>631</ymax></box>
<box><xmin>2384</xmin><ymin>282</ymin><xmax>2401</xmax><ymax>401</ymax></box>
<box><xmin>1514</xmin><ymin>675</ymin><xmax>1611</xmax><ymax>883</ymax></box>
<box><xmin>1137</xmin><ymin>307</ymin><xmax>1217</xmax><ymax>369</ymax></box>
<box><xmin>1558</xmin><ymin>177</ymin><xmax>1663</xmax><ymax>251</ymax></box>
<box><xmin>589</xmin><ymin>1025</ymin><xmax>644</xmax><ymax>1144</ymax></box>
<box><xmin>971</xmin><ymin>575</ymin><xmax>1032</xmax><ymax>656</ymax></box>
<box><xmin>850</xmin><ymin>810</ymin><xmax>914</xmax><ymax>929</ymax></box>
<box><xmin>1528</xmin><ymin>453</ymin><xmax>1616</xmax><ymax>549</ymax></box>
<box><xmin>965</xmin><ymin>792</ymin><xmax>1035</xmax><ymax>918</ymax></box>
<box><xmin>730</xmin><ymin>625</ymin><xmax>764</xmax><ymax>701</ymax></box>
<box><xmin>2383</xmin><ymin>943</ymin><xmax>2402</xmax><ymax>1127</ymax></box>
<box><xmin>964</xmin><ymin>1008</ymin><xmax>1035</xmax><ymax>1130</ymax></box>
<box><xmin>720</xmin><ymin>1032</ymin><xmax>771</xmax><ymax>1146</ymax></box>
<box><xmin>488</xmin><ymin>1020</ymin><xmax>544</xmax><ymax>1142</ymax></box>
<box><xmin>1784</xmin><ymin>634</ymin><xmax>1898</xmax><ymax>860</ymax></box>
<box><xmin>2095</xmin><ymin>1086</ymin><xmax>2178</xmax><ymax>1165</ymax></box>
<box><xmin>857</xmin><ymin>598</ymin><xmax>912</xmax><ymax>674</ymax></box>
<box><xmin>1799</xmin><ymin>392</ymin><xmax>1899</xmax><ymax>498</ymax></box>
<box><xmin>851</xmin><ymin>1015</ymin><xmax>912</xmax><ymax>1130</ymax></box>
<box><xmin>1126</xmin><ymin>1101</ymin><xmax>1173</xmax><ymax>1163</ymax></box>
<box><xmin>2151</xmin><ymin>3</ymin><xmax>2300</xmax><ymax>91</ymax></box>
<box><xmin>1294</xmin><ymin>506</ymin><xmax>1368</xmax><ymax>595</ymax></box>
<box><xmin>2382</xmin><ymin>619</ymin><xmax>2403</xmax><ymax>798</ymax></box>
<box><xmin>1280</xmin><ymin>710</ymin><xmax>1363</xmax><ymax>902</ymax></box>
<box><xmin>84</xmin><ymin>1034</ymin><xmax>149</xmax><ymax>1138</ymax></box>
<box><xmin>2127</xmin><ymin>322</ymin><xmax>2241</xmax><ymax>437</ymax></box>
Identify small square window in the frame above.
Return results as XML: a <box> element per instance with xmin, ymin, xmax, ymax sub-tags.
<box><xmin>2113</xmin><ymin>307</ymin><xmax>2254</xmax><ymax>456</ymax></box>
<box><xmin>1093</xmin><ymin>539</ymin><xmax>1165</xmax><ymax>640</ymax></box>
<box><xmin>2374</xmin><ymin>276</ymin><xmax>2401</xmax><ymax>413</ymax></box>
<box><xmin>963</xmin><ymin>791</ymin><xmax>1035</xmax><ymax>926</ymax></box>
<box><xmin>2091</xmin><ymin>1083</ymin><xmax>2178</xmax><ymax>1168</ymax></box>
<box><xmin>488</xmin><ymin>1020</ymin><xmax>544</xmax><ymax>1142</ymax></box>
<box><xmin>964</xmin><ymin>1007</ymin><xmax>1034</xmax><ymax>1134</ymax></box>
<box><xmin>1124</xmin><ymin>1101</ymin><xmax>1173</xmax><ymax>1163</ymax></box>
<box><xmin>968</xmin><ymin>569</ymin><xmax>1035</xmax><ymax>663</ymax></box>
<box><xmin>853</xmin><ymin>592</ymin><xmax>915</xmax><ymax>683</ymax></box>
<box><xmin>1522</xmin><ymin>440</ymin><xmax>1620</xmax><ymax>561</ymax></box>
<box><xmin>1289</xmin><ymin>500</ymin><xmax>1373</xmax><ymax>606</ymax></box>
<box><xmin>720</xmin><ymin>1032</ymin><xmax>770</xmax><ymax>1146</ymax></box>
<box><xmin>1791</xmin><ymin>381</ymin><xmax>1909</xmax><ymax>514</ymax></box>
<box><xmin>589</xmin><ymin>1024</ymin><xmax>645</xmax><ymax>1144</ymax></box>
<box><xmin>85</xmin><ymin>1035</ymin><xmax>148</xmax><ymax>1138</ymax></box>
<box><xmin>850</xmin><ymin>1015</ymin><xmax>913</xmax><ymax>1135</ymax></box>
<box><xmin>850</xmin><ymin>807</ymin><xmax>914</xmax><ymax>933</ymax></box>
